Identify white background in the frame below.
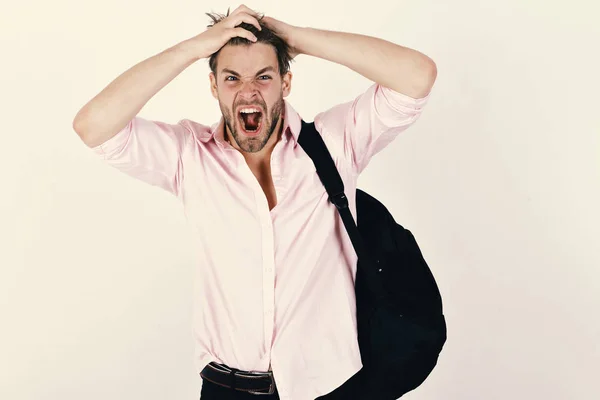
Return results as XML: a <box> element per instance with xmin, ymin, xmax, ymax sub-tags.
<box><xmin>1</xmin><ymin>1</ymin><xmax>599</xmax><ymax>399</ymax></box>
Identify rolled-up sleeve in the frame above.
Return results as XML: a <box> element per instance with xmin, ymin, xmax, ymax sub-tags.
<box><xmin>315</xmin><ymin>83</ymin><xmax>430</xmax><ymax>174</ymax></box>
<box><xmin>92</xmin><ymin>116</ymin><xmax>192</xmax><ymax>197</ymax></box>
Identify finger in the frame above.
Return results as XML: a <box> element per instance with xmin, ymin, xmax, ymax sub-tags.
<box><xmin>231</xmin><ymin>27</ymin><xmax>258</xmax><ymax>42</ymax></box>
<box><xmin>233</xmin><ymin>13</ymin><xmax>262</xmax><ymax>31</ymax></box>
<box><xmin>258</xmin><ymin>15</ymin><xmax>275</xmax><ymax>29</ymax></box>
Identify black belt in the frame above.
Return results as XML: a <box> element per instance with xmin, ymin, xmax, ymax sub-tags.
<box><xmin>200</xmin><ymin>362</ymin><xmax>276</xmax><ymax>395</ymax></box>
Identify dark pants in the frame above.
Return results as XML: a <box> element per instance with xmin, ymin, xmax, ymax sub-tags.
<box><xmin>200</xmin><ymin>370</ymin><xmax>364</xmax><ymax>400</ymax></box>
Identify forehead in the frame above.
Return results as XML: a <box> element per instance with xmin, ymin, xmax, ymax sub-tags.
<box><xmin>217</xmin><ymin>42</ymin><xmax>278</xmax><ymax>75</ymax></box>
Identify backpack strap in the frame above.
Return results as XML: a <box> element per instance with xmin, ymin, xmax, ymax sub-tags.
<box><xmin>298</xmin><ymin>120</ymin><xmax>384</xmax><ymax>297</ymax></box>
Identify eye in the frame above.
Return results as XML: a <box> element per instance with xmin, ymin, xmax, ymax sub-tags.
<box><xmin>258</xmin><ymin>75</ymin><xmax>272</xmax><ymax>80</ymax></box>
<box><xmin>225</xmin><ymin>76</ymin><xmax>238</xmax><ymax>81</ymax></box>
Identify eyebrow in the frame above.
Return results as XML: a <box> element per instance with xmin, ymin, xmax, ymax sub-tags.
<box><xmin>221</xmin><ymin>66</ymin><xmax>276</xmax><ymax>77</ymax></box>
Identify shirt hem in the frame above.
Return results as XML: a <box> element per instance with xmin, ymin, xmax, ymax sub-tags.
<box><xmin>311</xmin><ymin>362</ymin><xmax>363</xmax><ymax>398</ymax></box>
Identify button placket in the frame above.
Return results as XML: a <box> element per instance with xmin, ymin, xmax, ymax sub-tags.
<box><xmin>271</xmin><ymin>142</ymin><xmax>286</xmax><ymax>199</ymax></box>
<box><xmin>259</xmin><ymin>207</ymin><xmax>276</xmax><ymax>354</ymax></box>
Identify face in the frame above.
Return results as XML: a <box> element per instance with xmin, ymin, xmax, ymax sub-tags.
<box><xmin>210</xmin><ymin>42</ymin><xmax>292</xmax><ymax>153</ymax></box>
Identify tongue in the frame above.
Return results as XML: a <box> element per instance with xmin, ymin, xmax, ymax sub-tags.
<box><xmin>243</xmin><ymin>112</ymin><xmax>261</xmax><ymax>131</ymax></box>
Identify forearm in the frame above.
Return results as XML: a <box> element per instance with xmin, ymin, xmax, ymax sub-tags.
<box><xmin>292</xmin><ymin>27</ymin><xmax>436</xmax><ymax>98</ymax></box>
<box><xmin>72</xmin><ymin>39</ymin><xmax>201</xmax><ymax>148</ymax></box>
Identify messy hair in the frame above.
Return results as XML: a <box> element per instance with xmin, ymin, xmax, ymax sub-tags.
<box><xmin>206</xmin><ymin>8</ymin><xmax>293</xmax><ymax>76</ymax></box>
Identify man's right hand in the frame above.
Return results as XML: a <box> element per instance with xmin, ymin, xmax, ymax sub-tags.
<box><xmin>190</xmin><ymin>4</ymin><xmax>263</xmax><ymax>60</ymax></box>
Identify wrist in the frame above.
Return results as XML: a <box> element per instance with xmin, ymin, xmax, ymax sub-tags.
<box><xmin>174</xmin><ymin>38</ymin><xmax>205</xmax><ymax>62</ymax></box>
<box><xmin>288</xmin><ymin>26</ymin><xmax>307</xmax><ymax>57</ymax></box>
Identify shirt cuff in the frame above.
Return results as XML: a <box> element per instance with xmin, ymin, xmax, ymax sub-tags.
<box><xmin>378</xmin><ymin>84</ymin><xmax>430</xmax><ymax>114</ymax></box>
<box><xmin>91</xmin><ymin>120</ymin><xmax>133</xmax><ymax>160</ymax></box>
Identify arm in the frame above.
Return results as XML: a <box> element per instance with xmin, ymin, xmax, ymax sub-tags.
<box><xmin>73</xmin><ymin>5</ymin><xmax>263</xmax><ymax>148</ymax></box>
<box><xmin>262</xmin><ymin>18</ymin><xmax>437</xmax><ymax>98</ymax></box>
<box><xmin>262</xmin><ymin>17</ymin><xmax>435</xmax><ymax>172</ymax></box>
<box><xmin>72</xmin><ymin>42</ymin><xmax>200</xmax><ymax>148</ymax></box>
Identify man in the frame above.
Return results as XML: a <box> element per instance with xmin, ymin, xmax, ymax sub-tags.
<box><xmin>72</xmin><ymin>5</ymin><xmax>436</xmax><ymax>399</ymax></box>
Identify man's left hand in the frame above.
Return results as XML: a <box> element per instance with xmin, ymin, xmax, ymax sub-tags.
<box><xmin>260</xmin><ymin>15</ymin><xmax>301</xmax><ymax>59</ymax></box>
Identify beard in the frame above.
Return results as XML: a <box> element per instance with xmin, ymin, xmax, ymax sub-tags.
<box><xmin>220</xmin><ymin>95</ymin><xmax>284</xmax><ymax>153</ymax></box>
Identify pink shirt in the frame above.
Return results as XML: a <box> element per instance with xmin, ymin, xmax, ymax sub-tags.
<box><xmin>92</xmin><ymin>83</ymin><xmax>429</xmax><ymax>400</ymax></box>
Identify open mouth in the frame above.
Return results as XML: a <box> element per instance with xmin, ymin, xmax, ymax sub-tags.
<box><xmin>237</xmin><ymin>107</ymin><xmax>263</xmax><ymax>136</ymax></box>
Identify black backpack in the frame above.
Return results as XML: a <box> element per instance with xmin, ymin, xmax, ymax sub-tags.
<box><xmin>298</xmin><ymin>121</ymin><xmax>447</xmax><ymax>399</ymax></box>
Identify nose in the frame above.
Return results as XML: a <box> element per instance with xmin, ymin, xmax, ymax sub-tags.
<box><xmin>238</xmin><ymin>80</ymin><xmax>259</xmax><ymax>100</ymax></box>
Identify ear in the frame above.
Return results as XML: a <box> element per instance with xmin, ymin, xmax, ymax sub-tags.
<box><xmin>209</xmin><ymin>72</ymin><xmax>218</xmax><ymax>99</ymax></box>
<box><xmin>281</xmin><ymin>71</ymin><xmax>292</xmax><ymax>98</ymax></box>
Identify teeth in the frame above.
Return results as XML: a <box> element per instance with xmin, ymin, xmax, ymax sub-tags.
<box><xmin>239</xmin><ymin>108</ymin><xmax>261</xmax><ymax>114</ymax></box>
